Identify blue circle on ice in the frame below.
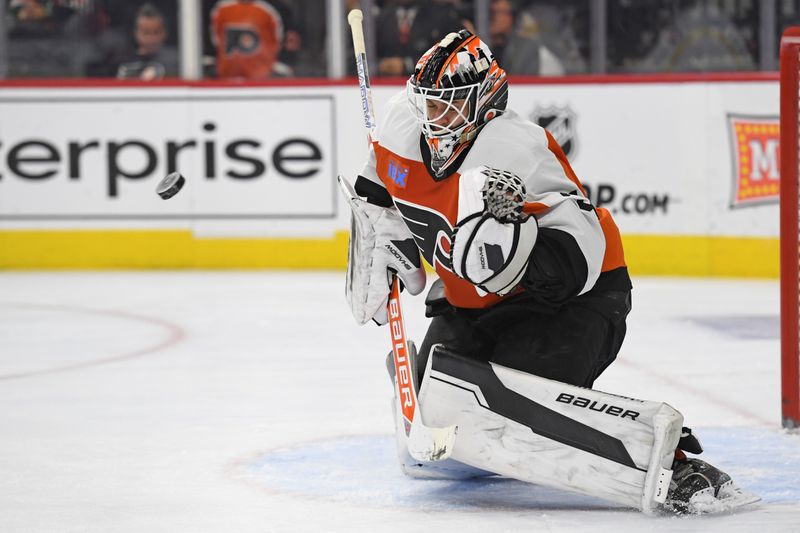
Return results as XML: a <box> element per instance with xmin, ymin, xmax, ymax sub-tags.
<box><xmin>247</xmin><ymin>435</ymin><xmax>622</xmax><ymax>511</ymax></box>
<box><xmin>247</xmin><ymin>429</ymin><xmax>800</xmax><ymax>510</ymax></box>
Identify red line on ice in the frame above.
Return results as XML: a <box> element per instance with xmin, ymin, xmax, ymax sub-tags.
<box><xmin>0</xmin><ymin>302</ymin><xmax>186</xmax><ymax>380</ymax></box>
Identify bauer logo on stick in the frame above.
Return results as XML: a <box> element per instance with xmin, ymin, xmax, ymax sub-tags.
<box><xmin>156</xmin><ymin>172</ymin><xmax>186</xmax><ymax>200</ymax></box>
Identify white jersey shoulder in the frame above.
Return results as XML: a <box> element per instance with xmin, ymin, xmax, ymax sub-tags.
<box><xmin>460</xmin><ymin>109</ymin><xmax>578</xmax><ymax>197</ymax></box>
<box><xmin>460</xmin><ymin>109</ymin><xmax>546</xmax><ymax>173</ymax></box>
<box><xmin>375</xmin><ymin>90</ymin><xmax>422</xmax><ymax>162</ymax></box>
<box><xmin>463</xmin><ymin>109</ymin><xmax>604</xmax><ymax>295</ymax></box>
<box><xmin>358</xmin><ymin>91</ymin><xmax>420</xmax><ymax>186</ymax></box>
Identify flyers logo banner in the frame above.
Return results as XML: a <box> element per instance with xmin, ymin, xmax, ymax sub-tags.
<box><xmin>728</xmin><ymin>115</ymin><xmax>780</xmax><ymax>208</ymax></box>
<box><xmin>531</xmin><ymin>105</ymin><xmax>577</xmax><ymax>159</ymax></box>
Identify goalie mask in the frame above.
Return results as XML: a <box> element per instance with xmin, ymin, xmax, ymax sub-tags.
<box><xmin>407</xmin><ymin>30</ymin><xmax>508</xmax><ymax>176</ymax></box>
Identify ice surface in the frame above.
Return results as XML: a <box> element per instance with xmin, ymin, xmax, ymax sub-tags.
<box><xmin>0</xmin><ymin>273</ymin><xmax>797</xmax><ymax>532</ymax></box>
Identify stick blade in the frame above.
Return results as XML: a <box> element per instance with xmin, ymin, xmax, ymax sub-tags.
<box><xmin>407</xmin><ymin>422</ymin><xmax>457</xmax><ymax>462</ymax></box>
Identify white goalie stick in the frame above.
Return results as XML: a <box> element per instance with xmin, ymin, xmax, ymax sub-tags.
<box><xmin>345</xmin><ymin>9</ymin><xmax>456</xmax><ymax>462</ymax></box>
<box><xmin>347</xmin><ymin>9</ymin><xmax>377</xmax><ymax>143</ymax></box>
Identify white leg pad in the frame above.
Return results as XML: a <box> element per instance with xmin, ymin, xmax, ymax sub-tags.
<box><xmin>418</xmin><ymin>346</ymin><xmax>683</xmax><ymax>513</ymax></box>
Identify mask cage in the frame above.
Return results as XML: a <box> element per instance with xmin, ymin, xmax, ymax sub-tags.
<box><xmin>407</xmin><ymin>80</ymin><xmax>480</xmax><ymax>139</ymax></box>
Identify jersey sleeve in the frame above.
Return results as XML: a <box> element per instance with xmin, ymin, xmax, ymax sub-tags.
<box><xmin>518</xmin><ymin>130</ymin><xmax>605</xmax><ymax>306</ymax></box>
<box><xmin>358</xmin><ymin>141</ymin><xmax>381</xmax><ymax>186</ymax></box>
<box><xmin>355</xmin><ymin>91</ymin><xmax>410</xmax><ymax>207</ymax></box>
<box><xmin>355</xmin><ymin>143</ymin><xmax>393</xmax><ymax>207</ymax></box>
<box><xmin>464</xmin><ymin>117</ymin><xmax>605</xmax><ymax>306</ymax></box>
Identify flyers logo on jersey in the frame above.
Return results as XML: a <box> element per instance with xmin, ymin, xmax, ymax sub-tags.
<box><xmin>388</xmin><ymin>157</ymin><xmax>409</xmax><ymax>188</ymax></box>
<box><xmin>225</xmin><ymin>27</ymin><xmax>261</xmax><ymax>54</ymax></box>
<box><xmin>728</xmin><ymin>115</ymin><xmax>779</xmax><ymax>208</ymax></box>
<box><xmin>395</xmin><ymin>200</ymin><xmax>453</xmax><ymax>271</ymax></box>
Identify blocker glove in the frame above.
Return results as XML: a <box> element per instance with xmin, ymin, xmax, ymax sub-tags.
<box><xmin>450</xmin><ymin>166</ymin><xmax>538</xmax><ymax>296</ymax></box>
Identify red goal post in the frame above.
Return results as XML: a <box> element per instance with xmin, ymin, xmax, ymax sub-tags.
<box><xmin>780</xmin><ymin>27</ymin><xmax>800</xmax><ymax>429</ymax></box>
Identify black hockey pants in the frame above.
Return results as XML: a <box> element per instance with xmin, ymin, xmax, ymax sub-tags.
<box><xmin>417</xmin><ymin>279</ymin><xmax>632</xmax><ymax>389</ymax></box>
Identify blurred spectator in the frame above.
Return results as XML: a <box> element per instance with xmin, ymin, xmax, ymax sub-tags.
<box><xmin>10</xmin><ymin>0</ymin><xmax>50</xmax><ymax>25</ymax></box>
<box><xmin>271</xmin><ymin>0</ymin><xmax>301</xmax><ymax>72</ymax></box>
<box><xmin>107</xmin><ymin>0</ymin><xmax>178</xmax><ymax>35</ymax></box>
<box><xmin>202</xmin><ymin>0</ymin><xmax>316</xmax><ymax>77</ymax></box>
<box><xmin>635</xmin><ymin>1</ymin><xmax>756</xmax><ymax>72</ymax></box>
<box><xmin>6</xmin><ymin>0</ymin><xmax>100</xmax><ymax>76</ymax></box>
<box><xmin>515</xmin><ymin>1</ymin><xmax>588</xmax><ymax>74</ymax></box>
<box><xmin>8</xmin><ymin>0</ymin><xmax>81</xmax><ymax>37</ymax></box>
<box><xmin>83</xmin><ymin>0</ymin><xmax>179</xmax><ymax>77</ymax></box>
<box><xmin>489</xmin><ymin>0</ymin><xmax>563</xmax><ymax>76</ymax></box>
<box><xmin>375</xmin><ymin>0</ymin><xmax>462</xmax><ymax>76</ymax></box>
<box><xmin>286</xmin><ymin>0</ymin><xmax>327</xmax><ymax>76</ymax></box>
<box><xmin>607</xmin><ymin>0</ymin><xmax>756</xmax><ymax>73</ymax></box>
<box><xmin>210</xmin><ymin>0</ymin><xmax>288</xmax><ymax>79</ymax></box>
<box><xmin>436</xmin><ymin>0</ymin><xmax>476</xmax><ymax>34</ymax></box>
<box><xmin>116</xmin><ymin>3</ymin><xmax>178</xmax><ymax>79</ymax></box>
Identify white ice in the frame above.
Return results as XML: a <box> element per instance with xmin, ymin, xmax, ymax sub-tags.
<box><xmin>0</xmin><ymin>272</ymin><xmax>798</xmax><ymax>532</ymax></box>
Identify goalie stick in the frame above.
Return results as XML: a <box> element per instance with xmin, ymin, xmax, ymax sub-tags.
<box><xmin>345</xmin><ymin>9</ymin><xmax>456</xmax><ymax>462</ymax></box>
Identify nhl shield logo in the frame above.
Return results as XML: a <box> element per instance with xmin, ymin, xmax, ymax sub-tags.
<box><xmin>531</xmin><ymin>105</ymin><xmax>577</xmax><ymax>160</ymax></box>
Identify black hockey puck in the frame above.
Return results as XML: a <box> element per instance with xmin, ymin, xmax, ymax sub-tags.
<box><xmin>156</xmin><ymin>172</ymin><xmax>185</xmax><ymax>200</ymax></box>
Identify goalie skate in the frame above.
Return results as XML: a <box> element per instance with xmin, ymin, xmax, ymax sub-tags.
<box><xmin>664</xmin><ymin>458</ymin><xmax>760</xmax><ymax>514</ymax></box>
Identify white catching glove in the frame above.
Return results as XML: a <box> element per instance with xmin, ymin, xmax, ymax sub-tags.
<box><xmin>338</xmin><ymin>176</ymin><xmax>426</xmax><ymax>325</ymax></box>
<box><xmin>450</xmin><ymin>166</ymin><xmax>538</xmax><ymax>296</ymax></box>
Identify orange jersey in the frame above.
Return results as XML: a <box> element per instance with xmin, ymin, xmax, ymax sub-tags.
<box><xmin>360</xmin><ymin>91</ymin><xmax>626</xmax><ymax>309</ymax></box>
<box><xmin>211</xmin><ymin>0</ymin><xmax>283</xmax><ymax>79</ymax></box>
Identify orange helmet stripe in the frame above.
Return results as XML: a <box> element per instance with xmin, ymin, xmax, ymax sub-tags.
<box><xmin>435</xmin><ymin>34</ymin><xmax>478</xmax><ymax>86</ymax></box>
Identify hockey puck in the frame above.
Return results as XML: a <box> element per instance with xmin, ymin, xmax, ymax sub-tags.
<box><xmin>156</xmin><ymin>172</ymin><xmax>185</xmax><ymax>200</ymax></box>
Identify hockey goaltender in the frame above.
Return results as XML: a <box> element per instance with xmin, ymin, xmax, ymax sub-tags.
<box><xmin>339</xmin><ymin>29</ymin><xmax>759</xmax><ymax>514</ymax></box>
